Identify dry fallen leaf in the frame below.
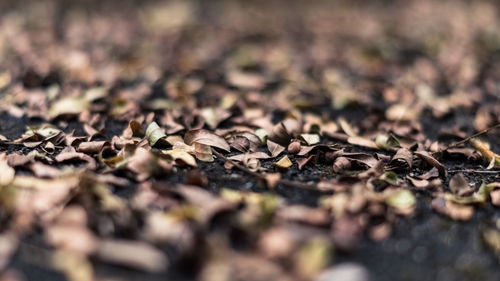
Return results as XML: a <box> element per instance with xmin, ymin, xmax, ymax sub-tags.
<box><xmin>184</xmin><ymin>129</ymin><xmax>230</xmax><ymax>152</ymax></box>
<box><xmin>0</xmin><ymin>154</ymin><xmax>15</xmax><ymax>186</ymax></box>
<box><xmin>96</xmin><ymin>239</ymin><xmax>168</xmax><ymax>273</ymax></box>
<box><xmin>274</xmin><ymin>155</ymin><xmax>293</xmax><ymax>169</ymax></box>
<box><xmin>267</xmin><ymin>140</ymin><xmax>285</xmax><ymax>158</ymax></box>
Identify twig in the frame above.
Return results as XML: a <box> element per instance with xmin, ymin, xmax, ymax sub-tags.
<box><xmin>441</xmin><ymin>123</ymin><xmax>500</xmax><ymax>152</ymax></box>
<box><xmin>448</xmin><ymin>169</ymin><xmax>500</xmax><ymax>174</ymax></box>
<box><xmin>212</xmin><ymin>149</ymin><xmax>319</xmax><ymax>190</ymax></box>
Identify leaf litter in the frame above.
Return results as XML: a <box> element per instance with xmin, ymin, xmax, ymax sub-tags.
<box><xmin>1</xmin><ymin>1</ymin><xmax>500</xmax><ymax>281</ymax></box>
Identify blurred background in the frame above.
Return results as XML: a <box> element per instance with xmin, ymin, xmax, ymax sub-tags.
<box><xmin>1</xmin><ymin>0</ymin><xmax>500</xmax><ymax>91</ymax></box>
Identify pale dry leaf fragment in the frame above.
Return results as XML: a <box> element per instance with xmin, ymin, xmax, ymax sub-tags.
<box><xmin>277</xmin><ymin>205</ymin><xmax>330</xmax><ymax>226</ymax></box>
<box><xmin>45</xmin><ymin>224</ymin><xmax>97</xmax><ymax>255</ymax></box>
<box><xmin>375</xmin><ymin>134</ymin><xmax>400</xmax><ymax>150</ymax></box>
<box><xmin>0</xmin><ymin>154</ymin><xmax>15</xmax><ymax>186</ymax></box>
<box><xmin>0</xmin><ymin>232</ymin><xmax>18</xmax><ymax>272</ymax></box>
<box><xmin>294</xmin><ymin>238</ymin><xmax>332</xmax><ymax>280</ymax></box>
<box><xmin>227</xmin><ymin>70</ymin><xmax>265</xmax><ymax>89</ymax></box>
<box><xmin>331</xmin><ymin>215</ymin><xmax>364</xmax><ymax>252</ymax></box>
<box><xmin>431</xmin><ymin>197</ymin><xmax>473</xmax><ymax>221</ymax></box>
<box><xmin>174</xmin><ymin>185</ymin><xmax>235</xmax><ymax>224</ymax></box>
<box><xmin>127</xmin><ymin>148</ymin><xmax>164</xmax><ymax>180</ymax></box>
<box><xmin>274</xmin><ymin>155</ymin><xmax>292</xmax><ymax>169</ymax></box>
<box><xmin>200</xmin><ymin>107</ymin><xmax>231</xmax><ymax>129</ymax></box>
<box><xmin>490</xmin><ymin>189</ymin><xmax>500</xmax><ymax>206</ymax></box>
<box><xmin>385</xmin><ymin>189</ymin><xmax>416</xmax><ymax>215</ymax></box>
<box><xmin>270</xmin><ymin>118</ymin><xmax>301</xmax><ymax>145</ymax></box>
<box><xmin>407</xmin><ymin>176</ymin><xmax>430</xmax><ymax>189</ymax></box>
<box><xmin>30</xmin><ymin>162</ymin><xmax>61</xmax><ymax>178</ymax></box>
<box><xmin>449</xmin><ymin>173</ymin><xmax>474</xmax><ymax>196</ymax></box>
<box><xmin>347</xmin><ymin>136</ymin><xmax>378</xmax><ymax>149</ymax></box>
<box><xmin>163</xmin><ymin>149</ymin><xmax>197</xmax><ymax>167</ymax></box>
<box><xmin>97</xmin><ymin>239</ymin><xmax>168</xmax><ymax>273</ymax></box>
<box><xmin>482</xmin><ymin>229</ymin><xmax>500</xmax><ymax>260</ymax></box>
<box><xmin>298</xmin><ymin>134</ymin><xmax>320</xmax><ymax>145</ymax></box>
<box><xmin>385</xmin><ymin>104</ymin><xmax>418</xmax><ymax>121</ymax></box>
<box><xmin>227</xmin><ymin>152</ymin><xmax>270</xmax><ymax>162</ymax></box>
<box><xmin>333</xmin><ymin>157</ymin><xmax>351</xmax><ymax>172</ymax></box>
<box><xmin>315</xmin><ymin>263</ymin><xmax>371</xmax><ymax>281</ymax></box>
<box><xmin>184</xmin><ymin>129</ymin><xmax>230</xmax><ymax>152</ymax></box>
<box><xmin>193</xmin><ymin>143</ymin><xmax>214</xmax><ymax>162</ymax></box>
<box><xmin>165</xmin><ymin>135</ymin><xmax>185</xmax><ymax>146</ymax></box>
<box><xmin>338</xmin><ymin>117</ymin><xmax>357</xmax><ymax>137</ymax></box>
<box><xmin>258</xmin><ymin>227</ymin><xmax>296</xmax><ymax>259</ymax></box>
<box><xmin>12</xmin><ymin>175</ymin><xmax>81</xmax><ymax>215</ymax></box>
<box><xmin>77</xmin><ymin>141</ymin><xmax>109</xmax><ymax>154</ymax></box>
<box><xmin>265</xmin><ymin>173</ymin><xmax>281</xmax><ymax>189</ymax></box>
<box><xmin>48</xmin><ymin>97</ymin><xmax>90</xmax><ymax>119</ymax></box>
<box><xmin>145</xmin><ymin>122</ymin><xmax>167</xmax><ymax>147</ymax></box>
<box><xmin>51</xmin><ymin>250</ymin><xmax>94</xmax><ymax>281</ymax></box>
<box><xmin>267</xmin><ymin>139</ymin><xmax>285</xmax><ymax>158</ymax></box>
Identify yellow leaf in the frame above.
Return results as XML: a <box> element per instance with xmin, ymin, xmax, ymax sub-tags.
<box><xmin>274</xmin><ymin>155</ymin><xmax>292</xmax><ymax>169</ymax></box>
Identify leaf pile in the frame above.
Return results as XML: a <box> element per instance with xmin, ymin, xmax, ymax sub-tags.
<box><xmin>0</xmin><ymin>1</ymin><xmax>500</xmax><ymax>281</ymax></box>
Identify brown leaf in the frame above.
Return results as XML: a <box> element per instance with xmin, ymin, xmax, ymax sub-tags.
<box><xmin>449</xmin><ymin>173</ymin><xmax>474</xmax><ymax>196</ymax></box>
<box><xmin>491</xmin><ymin>189</ymin><xmax>500</xmax><ymax>206</ymax></box>
<box><xmin>297</xmin><ymin>155</ymin><xmax>315</xmax><ymax>170</ymax></box>
<box><xmin>175</xmin><ymin>185</ymin><xmax>235</xmax><ymax>224</ymax></box>
<box><xmin>265</xmin><ymin>173</ymin><xmax>281</xmax><ymax>189</ymax></box>
<box><xmin>333</xmin><ymin>157</ymin><xmax>351</xmax><ymax>172</ymax></box>
<box><xmin>230</xmin><ymin>136</ymin><xmax>251</xmax><ymax>152</ymax></box>
<box><xmin>122</xmin><ymin>120</ymin><xmax>144</xmax><ymax>139</ymax></box>
<box><xmin>388</xmin><ymin>148</ymin><xmax>413</xmax><ymax>171</ymax></box>
<box><xmin>55</xmin><ymin>150</ymin><xmax>97</xmax><ymax>170</ymax></box>
<box><xmin>184</xmin><ymin>129</ymin><xmax>230</xmax><ymax>152</ymax></box>
<box><xmin>331</xmin><ymin>215</ymin><xmax>364</xmax><ymax>252</ymax></box>
<box><xmin>258</xmin><ymin>227</ymin><xmax>297</xmax><ymax>259</ymax></box>
<box><xmin>277</xmin><ymin>205</ymin><xmax>330</xmax><ymax>226</ymax></box>
<box><xmin>77</xmin><ymin>141</ymin><xmax>109</xmax><ymax>154</ymax></box>
<box><xmin>414</xmin><ymin>151</ymin><xmax>447</xmax><ymax>177</ymax></box>
<box><xmin>97</xmin><ymin>239</ymin><xmax>168</xmax><ymax>273</ymax></box>
<box><xmin>267</xmin><ymin>140</ymin><xmax>285</xmax><ymax>158</ymax></box>
<box><xmin>431</xmin><ymin>197</ymin><xmax>474</xmax><ymax>221</ymax></box>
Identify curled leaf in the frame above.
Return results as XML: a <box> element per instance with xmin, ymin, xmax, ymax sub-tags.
<box><xmin>298</xmin><ymin>134</ymin><xmax>320</xmax><ymax>145</ymax></box>
<box><xmin>184</xmin><ymin>129</ymin><xmax>230</xmax><ymax>152</ymax></box>
<box><xmin>414</xmin><ymin>151</ymin><xmax>447</xmax><ymax>177</ymax></box>
<box><xmin>145</xmin><ymin>122</ymin><xmax>167</xmax><ymax>147</ymax></box>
